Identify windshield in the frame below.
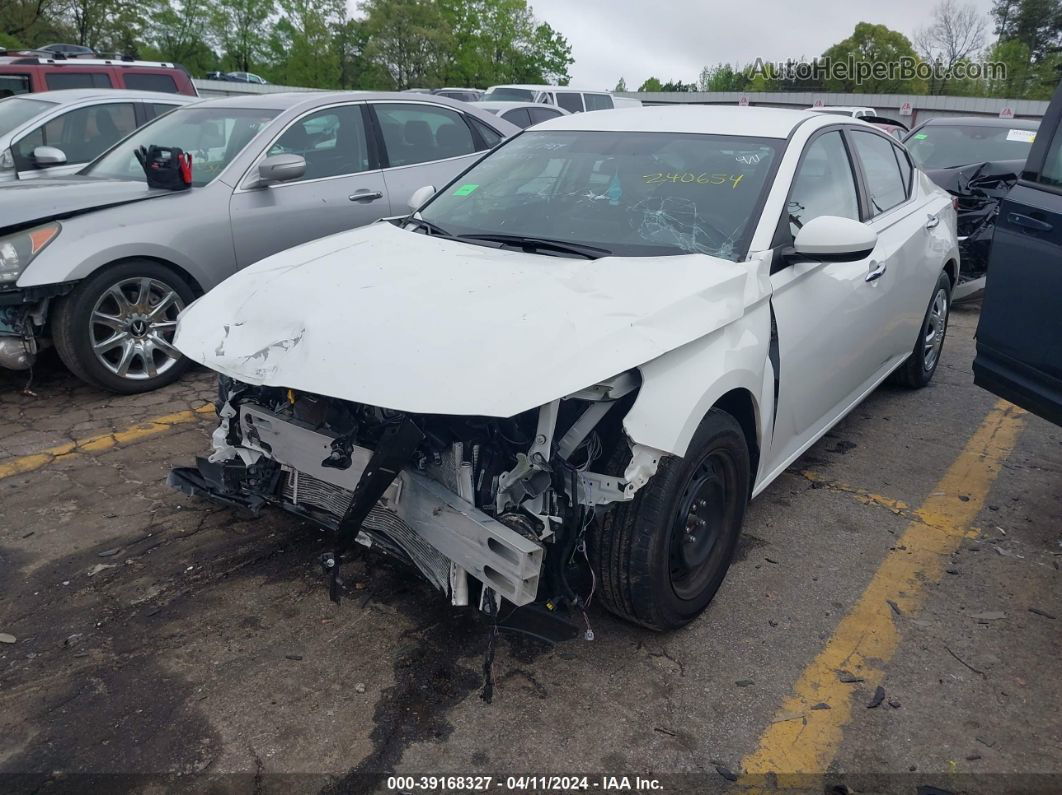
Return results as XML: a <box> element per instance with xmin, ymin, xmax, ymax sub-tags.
<box><xmin>419</xmin><ymin>130</ymin><xmax>782</xmax><ymax>260</ymax></box>
<box><xmin>482</xmin><ymin>87</ymin><xmax>536</xmax><ymax>102</ymax></box>
<box><xmin>907</xmin><ymin>124</ymin><xmax>1038</xmax><ymax>169</ymax></box>
<box><xmin>83</xmin><ymin>106</ymin><xmax>279</xmax><ymax>186</ymax></box>
<box><xmin>0</xmin><ymin>96</ymin><xmax>53</xmax><ymax>136</ymax></box>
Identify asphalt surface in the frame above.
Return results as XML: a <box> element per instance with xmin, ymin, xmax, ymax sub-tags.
<box><xmin>0</xmin><ymin>304</ymin><xmax>1059</xmax><ymax>794</ymax></box>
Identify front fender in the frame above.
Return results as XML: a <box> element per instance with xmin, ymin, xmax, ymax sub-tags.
<box><xmin>623</xmin><ymin>300</ymin><xmax>772</xmax><ymax>461</ymax></box>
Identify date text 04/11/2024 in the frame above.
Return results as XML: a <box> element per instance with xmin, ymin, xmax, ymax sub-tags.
<box><xmin>385</xmin><ymin>775</ymin><xmax>665</xmax><ymax>791</ymax></box>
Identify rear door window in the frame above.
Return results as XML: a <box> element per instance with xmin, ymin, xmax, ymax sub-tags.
<box><xmin>529</xmin><ymin>107</ymin><xmax>563</xmax><ymax>125</ymax></box>
<box><xmin>15</xmin><ymin>101</ymin><xmax>136</xmax><ymax>170</ymax></box>
<box><xmin>851</xmin><ymin>130</ymin><xmax>907</xmax><ymax>215</ymax></box>
<box><xmin>124</xmin><ymin>73</ymin><xmax>178</xmax><ymax>93</ymax></box>
<box><xmin>555</xmin><ymin>92</ymin><xmax>584</xmax><ymax>113</ymax></box>
<box><xmin>145</xmin><ymin>102</ymin><xmax>181</xmax><ymax>120</ymax></box>
<box><xmin>893</xmin><ymin>145</ymin><xmax>913</xmax><ymax>194</ymax></box>
<box><xmin>501</xmin><ymin>107</ymin><xmax>532</xmax><ymax>128</ymax></box>
<box><xmin>374</xmin><ymin>102</ymin><xmax>476</xmax><ymax>166</ymax></box>
<box><xmin>466</xmin><ymin>115</ymin><xmax>502</xmax><ymax>149</ymax></box>
<box><xmin>584</xmin><ymin>93</ymin><xmax>614</xmax><ymax>111</ymax></box>
<box><xmin>0</xmin><ymin>74</ymin><xmax>31</xmax><ymax>95</ymax></box>
<box><xmin>45</xmin><ymin>72</ymin><xmax>113</xmax><ymax>90</ymax></box>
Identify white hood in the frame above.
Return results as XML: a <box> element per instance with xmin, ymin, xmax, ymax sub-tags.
<box><xmin>175</xmin><ymin>222</ymin><xmax>753</xmax><ymax>417</ymax></box>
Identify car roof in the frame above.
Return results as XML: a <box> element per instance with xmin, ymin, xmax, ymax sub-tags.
<box><xmin>534</xmin><ymin>105</ymin><xmax>823</xmax><ymax>138</ymax></box>
<box><xmin>809</xmin><ymin>105</ymin><xmax>875</xmax><ymax>111</ymax></box>
<box><xmin>4</xmin><ymin>88</ymin><xmax>194</xmax><ymax>104</ymax></box>
<box><xmin>918</xmin><ymin>115</ymin><xmax>1039</xmax><ymax>129</ymax></box>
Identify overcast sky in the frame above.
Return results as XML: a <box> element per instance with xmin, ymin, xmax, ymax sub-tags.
<box><xmin>528</xmin><ymin>0</ymin><xmax>997</xmax><ymax>89</ymax></box>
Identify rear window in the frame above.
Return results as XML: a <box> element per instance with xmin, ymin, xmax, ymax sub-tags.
<box><xmin>46</xmin><ymin>72</ymin><xmax>112</xmax><ymax>90</ymax></box>
<box><xmin>482</xmin><ymin>87</ymin><xmax>535</xmax><ymax>102</ymax></box>
<box><xmin>124</xmin><ymin>73</ymin><xmax>178</xmax><ymax>93</ymax></box>
<box><xmin>906</xmin><ymin>124</ymin><xmax>1038</xmax><ymax>169</ymax></box>
<box><xmin>0</xmin><ymin>73</ymin><xmax>31</xmax><ymax>95</ymax></box>
<box><xmin>501</xmin><ymin>107</ymin><xmax>532</xmax><ymax>128</ymax></box>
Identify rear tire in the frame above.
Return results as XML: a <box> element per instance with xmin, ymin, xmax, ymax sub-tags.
<box><xmin>587</xmin><ymin>409</ymin><xmax>750</xmax><ymax>631</ymax></box>
<box><xmin>891</xmin><ymin>269</ymin><xmax>951</xmax><ymax>389</ymax></box>
<box><xmin>52</xmin><ymin>261</ymin><xmax>195</xmax><ymax>393</ymax></box>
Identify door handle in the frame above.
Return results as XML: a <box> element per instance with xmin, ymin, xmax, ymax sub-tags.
<box><xmin>349</xmin><ymin>190</ymin><xmax>383</xmax><ymax>202</ymax></box>
<box><xmin>865</xmin><ymin>262</ymin><xmax>887</xmax><ymax>282</ymax></box>
<box><xmin>1008</xmin><ymin>213</ymin><xmax>1053</xmax><ymax>232</ymax></box>
<box><xmin>925</xmin><ymin>213</ymin><xmax>939</xmax><ymax>229</ymax></box>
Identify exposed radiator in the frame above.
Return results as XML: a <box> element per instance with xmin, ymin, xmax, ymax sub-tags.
<box><xmin>281</xmin><ymin>469</ymin><xmax>451</xmax><ymax>593</ymax></box>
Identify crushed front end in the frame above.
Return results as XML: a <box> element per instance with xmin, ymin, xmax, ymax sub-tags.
<box><xmin>170</xmin><ymin>372</ymin><xmax>660</xmax><ymax>636</ymax></box>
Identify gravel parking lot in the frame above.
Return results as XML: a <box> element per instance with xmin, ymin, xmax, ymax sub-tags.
<box><xmin>0</xmin><ymin>304</ymin><xmax>1059</xmax><ymax>793</ymax></box>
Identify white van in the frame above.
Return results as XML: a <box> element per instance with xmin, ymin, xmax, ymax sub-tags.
<box><xmin>481</xmin><ymin>84</ymin><xmax>616</xmax><ymax>113</ymax></box>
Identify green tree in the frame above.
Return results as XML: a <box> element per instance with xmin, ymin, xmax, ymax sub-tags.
<box><xmin>147</xmin><ymin>0</ymin><xmax>219</xmax><ymax>75</ymax></box>
<box><xmin>821</xmin><ymin>22</ymin><xmax>924</xmax><ymax>93</ymax></box>
<box><xmin>333</xmin><ymin>17</ymin><xmax>382</xmax><ymax>89</ymax></box>
<box><xmin>698</xmin><ymin>63</ymin><xmax>751</xmax><ymax>92</ymax></box>
<box><xmin>638</xmin><ymin>76</ymin><xmax>662</xmax><ymax>91</ymax></box>
<box><xmin>992</xmin><ymin>0</ymin><xmax>1062</xmax><ymax>63</ymax></box>
<box><xmin>213</xmin><ymin>0</ymin><xmax>275</xmax><ymax>73</ymax></box>
<box><xmin>437</xmin><ymin>0</ymin><xmax>571</xmax><ymax>87</ymax></box>
<box><xmin>267</xmin><ymin>0</ymin><xmax>342</xmax><ymax>87</ymax></box>
<box><xmin>361</xmin><ymin>0</ymin><xmax>452</xmax><ymax>89</ymax></box>
<box><xmin>615</xmin><ymin>76</ymin><xmax>627</xmax><ymax>92</ymax></box>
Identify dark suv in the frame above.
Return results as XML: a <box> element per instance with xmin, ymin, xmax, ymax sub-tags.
<box><xmin>0</xmin><ymin>52</ymin><xmax>197</xmax><ymax>97</ymax></box>
<box><xmin>973</xmin><ymin>79</ymin><xmax>1062</xmax><ymax>426</ymax></box>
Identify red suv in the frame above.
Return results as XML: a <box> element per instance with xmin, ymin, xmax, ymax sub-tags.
<box><xmin>0</xmin><ymin>52</ymin><xmax>197</xmax><ymax>97</ymax></box>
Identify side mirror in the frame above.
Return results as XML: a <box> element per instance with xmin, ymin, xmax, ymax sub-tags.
<box><xmin>408</xmin><ymin>185</ymin><xmax>436</xmax><ymax>212</ymax></box>
<box><xmin>793</xmin><ymin>216</ymin><xmax>877</xmax><ymax>261</ymax></box>
<box><xmin>33</xmin><ymin>145</ymin><xmax>67</xmax><ymax>166</ymax></box>
<box><xmin>255</xmin><ymin>153</ymin><xmax>305</xmax><ymax>185</ymax></box>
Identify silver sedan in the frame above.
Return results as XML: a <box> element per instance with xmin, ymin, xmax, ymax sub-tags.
<box><xmin>0</xmin><ymin>91</ymin><xmax>519</xmax><ymax>391</ymax></box>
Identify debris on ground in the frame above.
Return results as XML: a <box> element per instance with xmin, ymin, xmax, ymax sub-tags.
<box><xmin>838</xmin><ymin>670</ymin><xmax>865</xmax><ymax>683</ymax></box>
<box><xmin>735</xmin><ymin>679</ymin><xmax>754</xmax><ymax>687</ymax></box>
<box><xmin>1028</xmin><ymin>608</ymin><xmax>1056</xmax><ymax>620</ymax></box>
<box><xmin>966</xmin><ymin>753</ymin><xmax>982</xmax><ymax>761</ymax></box>
<box><xmin>714</xmin><ymin>765</ymin><xmax>738</xmax><ymax>782</ymax></box>
<box><xmin>888</xmin><ymin>698</ymin><xmax>902</xmax><ymax>708</ymax></box>
<box><xmin>0</xmin><ymin>633</ymin><xmax>15</xmax><ymax>644</ymax></box>
<box><xmin>88</xmin><ymin>563</ymin><xmax>116</xmax><ymax>577</ymax></box>
<box><xmin>887</xmin><ymin>599</ymin><xmax>902</xmax><ymax>616</ymax></box>
<box><xmin>970</xmin><ymin>611</ymin><xmax>1006</xmax><ymax>622</ymax></box>
<box><xmin>284</xmin><ymin>654</ymin><xmax>303</xmax><ymax>661</ymax></box>
<box><xmin>97</xmin><ymin>548</ymin><xmax>122</xmax><ymax>558</ymax></box>
<box><xmin>867</xmin><ymin>686</ymin><xmax>886</xmax><ymax>708</ymax></box>
<box><xmin>355</xmin><ymin>683</ymin><xmax>366</xmax><ymax>693</ymax></box>
<box><xmin>811</xmin><ymin>702</ymin><xmax>831</xmax><ymax>710</ymax></box>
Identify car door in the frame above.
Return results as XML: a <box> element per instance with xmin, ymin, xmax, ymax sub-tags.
<box><xmin>12</xmin><ymin>100</ymin><xmax>136</xmax><ymax>179</ymax></box>
<box><xmin>847</xmin><ymin>129</ymin><xmax>939</xmax><ymax>365</ymax></box>
<box><xmin>767</xmin><ymin>128</ymin><xmax>903</xmax><ymax>469</ymax></box>
<box><xmin>973</xmin><ymin>81</ymin><xmax>1062</xmax><ymax>426</ymax></box>
<box><xmin>229</xmin><ymin>102</ymin><xmax>389</xmax><ymax>269</ymax></box>
<box><xmin>370</xmin><ymin>101</ymin><xmax>489</xmax><ymax>209</ymax></box>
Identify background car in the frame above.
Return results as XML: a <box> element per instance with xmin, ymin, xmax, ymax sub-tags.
<box><xmin>0</xmin><ymin>89</ymin><xmax>193</xmax><ymax>181</ymax></box>
<box><xmin>37</xmin><ymin>44</ymin><xmax>96</xmax><ymax>57</ymax></box>
<box><xmin>0</xmin><ymin>91</ymin><xmax>519</xmax><ymax>390</ymax></box>
<box><xmin>807</xmin><ymin>105</ymin><xmax>877</xmax><ymax>118</ymax></box>
<box><xmin>473</xmin><ymin>100</ymin><xmax>569</xmax><ymax>128</ymax></box>
<box><xmin>481</xmin><ymin>84</ymin><xmax>616</xmax><ymax>113</ymax></box>
<box><xmin>0</xmin><ymin>53</ymin><xmax>197</xmax><ymax>96</ymax></box>
<box><xmin>905</xmin><ymin>116</ymin><xmax>1040</xmax><ymax>301</ymax></box>
<box><xmin>432</xmin><ymin>88</ymin><xmax>482</xmax><ymax>102</ymax></box>
<box><xmin>974</xmin><ymin>80</ymin><xmax>1062</xmax><ymax>427</ymax></box>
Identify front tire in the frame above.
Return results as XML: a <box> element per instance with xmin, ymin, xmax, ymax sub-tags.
<box><xmin>587</xmin><ymin>409</ymin><xmax>750</xmax><ymax>631</ymax></box>
<box><xmin>52</xmin><ymin>261</ymin><xmax>195</xmax><ymax>393</ymax></box>
<box><xmin>891</xmin><ymin>269</ymin><xmax>951</xmax><ymax>389</ymax></box>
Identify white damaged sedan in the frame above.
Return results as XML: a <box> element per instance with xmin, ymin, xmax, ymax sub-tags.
<box><xmin>170</xmin><ymin>107</ymin><xmax>958</xmax><ymax>633</ymax></box>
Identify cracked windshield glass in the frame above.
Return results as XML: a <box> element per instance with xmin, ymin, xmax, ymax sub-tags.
<box><xmin>420</xmin><ymin>130</ymin><xmax>783</xmax><ymax>260</ymax></box>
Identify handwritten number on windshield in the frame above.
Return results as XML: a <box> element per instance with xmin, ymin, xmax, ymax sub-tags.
<box><xmin>643</xmin><ymin>173</ymin><xmax>744</xmax><ymax>188</ymax></box>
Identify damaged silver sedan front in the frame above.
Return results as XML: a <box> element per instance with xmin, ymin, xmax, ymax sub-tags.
<box><xmin>170</xmin><ymin>107</ymin><xmax>959</xmax><ymax>633</ymax></box>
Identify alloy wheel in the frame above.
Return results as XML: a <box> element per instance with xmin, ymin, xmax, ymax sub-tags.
<box><xmin>89</xmin><ymin>277</ymin><xmax>186</xmax><ymax>380</ymax></box>
<box><xmin>923</xmin><ymin>287</ymin><xmax>948</xmax><ymax>372</ymax></box>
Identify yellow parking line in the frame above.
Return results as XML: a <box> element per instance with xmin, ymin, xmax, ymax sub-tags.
<box><xmin>741</xmin><ymin>400</ymin><xmax>1026</xmax><ymax>784</ymax></box>
<box><xmin>0</xmin><ymin>403</ymin><xmax>214</xmax><ymax>481</ymax></box>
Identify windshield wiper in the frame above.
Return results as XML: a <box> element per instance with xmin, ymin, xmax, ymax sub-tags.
<box><xmin>458</xmin><ymin>234</ymin><xmax>611</xmax><ymax>260</ymax></box>
<box><xmin>404</xmin><ymin>216</ymin><xmax>454</xmax><ymax>237</ymax></box>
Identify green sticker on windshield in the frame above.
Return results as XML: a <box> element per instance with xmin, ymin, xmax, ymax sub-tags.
<box><xmin>913</xmin><ymin>133</ymin><xmax>928</xmax><ymax>140</ymax></box>
<box><xmin>454</xmin><ymin>183</ymin><xmax>479</xmax><ymax>196</ymax></box>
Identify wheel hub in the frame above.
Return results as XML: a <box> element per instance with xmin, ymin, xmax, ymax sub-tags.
<box><xmin>89</xmin><ymin>276</ymin><xmax>186</xmax><ymax>381</ymax></box>
<box><xmin>669</xmin><ymin>453</ymin><xmax>735</xmax><ymax>601</ymax></box>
